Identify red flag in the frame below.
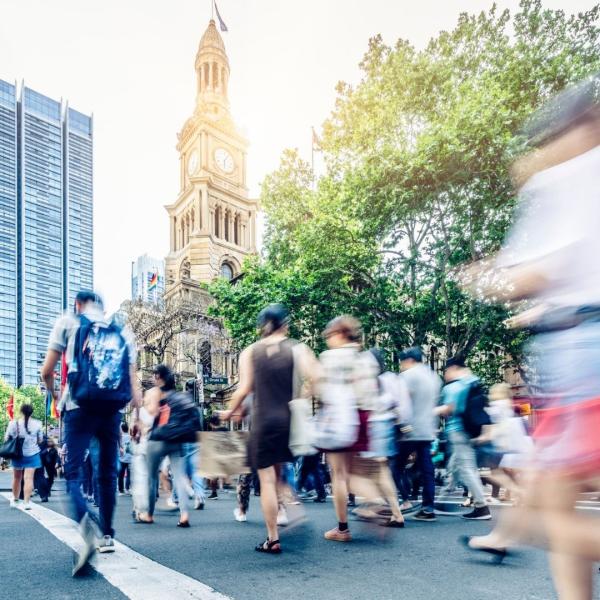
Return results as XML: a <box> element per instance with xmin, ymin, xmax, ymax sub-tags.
<box><xmin>6</xmin><ymin>394</ymin><xmax>14</xmax><ymax>421</ymax></box>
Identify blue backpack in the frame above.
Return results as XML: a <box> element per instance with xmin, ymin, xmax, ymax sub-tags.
<box><xmin>68</xmin><ymin>315</ymin><xmax>132</xmax><ymax>413</ymax></box>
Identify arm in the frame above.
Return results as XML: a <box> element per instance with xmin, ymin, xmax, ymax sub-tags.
<box><xmin>296</xmin><ymin>344</ymin><xmax>322</xmax><ymax>397</ymax></box>
<box><xmin>221</xmin><ymin>346</ymin><xmax>254</xmax><ymax>421</ymax></box>
<box><xmin>129</xmin><ymin>364</ymin><xmax>143</xmax><ymax>409</ymax></box>
<box><xmin>41</xmin><ymin>350</ymin><xmax>61</xmax><ymax>400</ymax></box>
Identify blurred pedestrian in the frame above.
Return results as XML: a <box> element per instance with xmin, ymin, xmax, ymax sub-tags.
<box><xmin>41</xmin><ymin>290</ymin><xmax>142</xmax><ymax>574</ymax></box>
<box><xmin>434</xmin><ymin>358</ymin><xmax>491</xmax><ymax>521</ymax></box>
<box><xmin>394</xmin><ymin>347</ymin><xmax>441</xmax><ymax>520</ymax></box>
<box><xmin>316</xmin><ymin>316</ymin><xmax>381</xmax><ymax>542</ymax></box>
<box><xmin>221</xmin><ymin>304</ymin><xmax>319</xmax><ymax>554</ymax></box>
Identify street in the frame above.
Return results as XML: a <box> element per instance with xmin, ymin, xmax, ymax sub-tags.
<box><xmin>0</xmin><ymin>471</ymin><xmax>563</xmax><ymax>600</ymax></box>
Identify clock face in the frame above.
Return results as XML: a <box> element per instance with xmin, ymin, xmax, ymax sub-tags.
<box><xmin>187</xmin><ymin>149</ymin><xmax>199</xmax><ymax>176</ymax></box>
<box><xmin>214</xmin><ymin>148</ymin><xmax>234</xmax><ymax>174</ymax></box>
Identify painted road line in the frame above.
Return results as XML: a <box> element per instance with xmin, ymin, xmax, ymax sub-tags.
<box><xmin>1</xmin><ymin>492</ymin><xmax>231</xmax><ymax>600</ymax></box>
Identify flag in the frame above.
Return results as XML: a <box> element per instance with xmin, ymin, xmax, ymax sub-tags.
<box><xmin>312</xmin><ymin>126</ymin><xmax>321</xmax><ymax>151</ymax></box>
<box><xmin>51</xmin><ymin>397</ymin><xmax>60</xmax><ymax>420</ymax></box>
<box><xmin>214</xmin><ymin>0</ymin><xmax>228</xmax><ymax>32</ymax></box>
<box><xmin>148</xmin><ymin>271</ymin><xmax>159</xmax><ymax>291</ymax></box>
<box><xmin>6</xmin><ymin>394</ymin><xmax>14</xmax><ymax>421</ymax></box>
<box><xmin>46</xmin><ymin>390</ymin><xmax>60</xmax><ymax>420</ymax></box>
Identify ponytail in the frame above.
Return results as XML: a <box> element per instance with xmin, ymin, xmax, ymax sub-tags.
<box><xmin>20</xmin><ymin>403</ymin><xmax>33</xmax><ymax>434</ymax></box>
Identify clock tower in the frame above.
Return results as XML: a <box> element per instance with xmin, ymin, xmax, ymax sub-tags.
<box><xmin>164</xmin><ymin>19</ymin><xmax>257</xmax><ymax>303</ymax></box>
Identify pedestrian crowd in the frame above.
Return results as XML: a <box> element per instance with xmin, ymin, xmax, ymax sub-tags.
<box><xmin>3</xmin><ymin>73</ymin><xmax>600</xmax><ymax>599</ymax></box>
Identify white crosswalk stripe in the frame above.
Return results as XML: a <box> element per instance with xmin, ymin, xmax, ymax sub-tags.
<box><xmin>1</xmin><ymin>492</ymin><xmax>231</xmax><ymax>600</ymax></box>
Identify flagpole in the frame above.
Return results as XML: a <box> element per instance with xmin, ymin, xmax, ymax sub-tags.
<box><xmin>211</xmin><ymin>0</ymin><xmax>215</xmax><ymax>20</ymax></box>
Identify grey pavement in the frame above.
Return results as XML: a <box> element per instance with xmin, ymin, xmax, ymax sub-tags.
<box><xmin>0</xmin><ymin>468</ymin><xmax>566</xmax><ymax>600</ymax></box>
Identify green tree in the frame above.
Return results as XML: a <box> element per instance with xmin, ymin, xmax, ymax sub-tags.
<box><xmin>0</xmin><ymin>380</ymin><xmax>49</xmax><ymax>442</ymax></box>
<box><xmin>211</xmin><ymin>0</ymin><xmax>600</xmax><ymax>382</ymax></box>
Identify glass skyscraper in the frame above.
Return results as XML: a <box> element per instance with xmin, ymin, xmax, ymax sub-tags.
<box><xmin>0</xmin><ymin>80</ymin><xmax>93</xmax><ymax>386</ymax></box>
<box><xmin>131</xmin><ymin>254</ymin><xmax>165</xmax><ymax>305</ymax></box>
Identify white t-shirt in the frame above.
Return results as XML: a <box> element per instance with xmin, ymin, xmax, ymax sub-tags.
<box><xmin>48</xmin><ymin>305</ymin><xmax>137</xmax><ymax>412</ymax></box>
<box><xmin>5</xmin><ymin>418</ymin><xmax>43</xmax><ymax>457</ymax></box>
<box><xmin>496</xmin><ymin>144</ymin><xmax>600</xmax><ymax>307</ymax></box>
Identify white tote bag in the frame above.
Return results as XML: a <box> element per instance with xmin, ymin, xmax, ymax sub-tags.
<box><xmin>288</xmin><ymin>344</ymin><xmax>318</xmax><ymax>456</ymax></box>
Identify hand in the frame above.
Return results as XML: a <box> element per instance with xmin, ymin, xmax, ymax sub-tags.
<box><xmin>219</xmin><ymin>410</ymin><xmax>233</xmax><ymax>422</ymax></box>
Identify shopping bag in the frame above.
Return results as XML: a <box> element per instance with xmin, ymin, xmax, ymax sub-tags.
<box><xmin>289</xmin><ymin>398</ymin><xmax>317</xmax><ymax>456</ymax></box>
<box><xmin>197</xmin><ymin>431</ymin><xmax>250</xmax><ymax>477</ymax></box>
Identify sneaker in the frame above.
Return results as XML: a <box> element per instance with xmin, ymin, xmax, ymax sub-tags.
<box><xmin>234</xmin><ymin>508</ymin><xmax>247</xmax><ymax>522</ymax></box>
<box><xmin>194</xmin><ymin>497</ymin><xmax>205</xmax><ymax>510</ymax></box>
<box><xmin>486</xmin><ymin>497</ymin><xmax>502</xmax><ymax>505</ymax></box>
<box><xmin>97</xmin><ymin>535</ymin><xmax>116</xmax><ymax>554</ymax></box>
<box><xmin>9</xmin><ymin>498</ymin><xmax>21</xmax><ymax>508</ymax></box>
<box><xmin>208</xmin><ymin>492</ymin><xmax>218</xmax><ymax>500</ymax></box>
<box><xmin>276</xmin><ymin>507</ymin><xmax>289</xmax><ymax>527</ymax></box>
<box><xmin>23</xmin><ymin>501</ymin><xmax>32</xmax><ymax>510</ymax></box>
<box><xmin>313</xmin><ymin>496</ymin><xmax>326</xmax><ymax>503</ymax></box>
<box><xmin>412</xmin><ymin>509</ymin><xmax>436</xmax><ymax>521</ymax></box>
<box><xmin>462</xmin><ymin>505</ymin><xmax>492</xmax><ymax>520</ymax></box>
<box><xmin>324</xmin><ymin>527</ymin><xmax>352</xmax><ymax>542</ymax></box>
<box><xmin>166</xmin><ymin>497</ymin><xmax>179</xmax><ymax>509</ymax></box>
<box><xmin>72</xmin><ymin>514</ymin><xmax>97</xmax><ymax>576</ymax></box>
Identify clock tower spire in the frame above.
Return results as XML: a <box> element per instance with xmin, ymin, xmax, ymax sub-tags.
<box><xmin>195</xmin><ymin>19</ymin><xmax>230</xmax><ymax>117</ymax></box>
<box><xmin>164</xmin><ymin>19</ymin><xmax>257</xmax><ymax>304</ymax></box>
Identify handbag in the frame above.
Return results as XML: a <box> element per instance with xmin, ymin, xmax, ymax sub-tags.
<box><xmin>0</xmin><ymin>422</ymin><xmax>24</xmax><ymax>459</ymax></box>
<box><xmin>288</xmin><ymin>343</ymin><xmax>317</xmax><ymax>457</ymax></box>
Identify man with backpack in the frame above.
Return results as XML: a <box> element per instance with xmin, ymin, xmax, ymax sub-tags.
<box><xmin>41</xmin><ymin>290</ymin><xmax>142</xmax><ymax>575</ymax></box>
<box><xmin>434</xmin><ymin>357</ymin><xmax>491</xmax><ymax>520</ymax></box>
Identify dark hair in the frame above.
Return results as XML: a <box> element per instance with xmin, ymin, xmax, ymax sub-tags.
<box><xmin>323</xmin><ymin>315</ymin><xmax>362</xmax><ymax>343</ymax></box>
<box><xmin>369</xmin><ymin>348</ymin><xmax>385</xmax><ymax>375</ymax></box>
<box><xmin>75</xmin><ymin>289</ymin><xmax>104</xmax><ymax>309</ymax></box>
<box><xmin>121</xmin><ymin>422</ymin><xmax>129</xmax><ymax>433</ymax></box>
<box><xmin>20</xmin><ymin>403</ymin><xmax>33</xmax><ymax>434</ymax></box>
<box><xmin>185</xmin><ymin>379</ymin><xmax>195</xmax><ymax>393</ymax></box>
<box><xmin>522</xmin><ymin>72</ymin><xmax>600</xmax><ymax>148</ymax></box>
<box><xmin>399</xmin><ymin>347</ymin><xmax>423</xmax><ymax>363</ymax></box>
<box><xmin>152</xmin><ymin>364</ymin><xmax>176</xmax><ymax>391</ymax></box>
<box><xmin>445</xmin><ymin>356</ymin><xmax>466</xmax><ymax>370</ymax></box>
<box><xmin>257</xmin><ymin>304</ymin><xmax>289</xmax><ymax>338</ymax></box>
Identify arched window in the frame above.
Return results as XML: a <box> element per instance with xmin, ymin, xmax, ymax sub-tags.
<box><xmin>220</xmin><ymin>262</ymin><xmax>234</xmax><ymax>280</ymax></box>
<box><xmin>200</xmin><ymin>341</ymin><xmax>212</xmax><ymax>377</ymax></box>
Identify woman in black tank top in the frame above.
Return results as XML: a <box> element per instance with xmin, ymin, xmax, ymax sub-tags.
<box><xmin>221</xmin><ymin>304</ymin><xmax>318</xmax><ymax>554</ymax></box>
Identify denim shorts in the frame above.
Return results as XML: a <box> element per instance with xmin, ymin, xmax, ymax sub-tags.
<box><xmin>12</xmin><ymin>453</ymin><xmax>42</xmax><ymax>469</ymax></box>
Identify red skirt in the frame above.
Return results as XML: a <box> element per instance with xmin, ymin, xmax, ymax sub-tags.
<box><xmin>533</xmin><ymin>396</ymin><xmax>600</xmax><ymax>477</ymax></box>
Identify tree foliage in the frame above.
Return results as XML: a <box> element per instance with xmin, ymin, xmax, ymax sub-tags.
<box><xmin>0</xmin><ymin>379</ymin><xmax>48</xmax><ymax>443</ymax></box>
<box><xmin>210</xmin><ymin>0</ymin><xmax>600</xmax><ymax>381</ymax></box>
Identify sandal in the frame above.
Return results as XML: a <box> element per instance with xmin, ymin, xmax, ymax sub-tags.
<box><xmin>381</xmin><ymin>518</ymin><xmax>405</xmax><ymax>528</ymax></box>
<box><xmin>134</xmin><ymin>513</ymin><xmax>154</xmax><ymax>524</ymax></box>
<box><xmin>255</xmin><ymin>539</ymin><xmax>282</xmax><ymax>554</ymax></box>
<box><xmin>177</xmin><ymin>520</ymin><xmax>190</xmax><ymax>528</ymax></box>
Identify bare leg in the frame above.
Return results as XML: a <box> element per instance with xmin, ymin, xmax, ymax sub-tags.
<box><xmin>258</xmin><ymin>466</ymin><xmax>279</xmax><ymax>543</ymax></box>
<box><xmin>23</xmin><ymin>468</ymin><xmax>35</xmax><ymax>502</ymax></box>
<box><xmin>377</xmin><ymin>461</ymin><xmax>404</xmax><ymax>522</ymax></box>
<box><xmin>12</xmin><ymin>469</ymin><xmax>23</xmax><ymax>500</ymax></box>
<box><xmin>326</xmin><ymin>453</ymin><xmax>350</xmax><ymax>524</ymax></box>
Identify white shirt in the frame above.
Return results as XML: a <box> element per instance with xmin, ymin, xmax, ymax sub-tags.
<box><xmin>496</xmin><ymin>144</ymin><xmax>600</xmax><ymax>308</ymax></box>
<box><xmin>5</xmin><ymin>418</ymin><xmax>43</xmax><ymax>457</ymax></box>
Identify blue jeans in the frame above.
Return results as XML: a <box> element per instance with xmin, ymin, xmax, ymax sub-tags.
<box><xmin>393</xmin><ymin>440</ymin><xmax>436</xmax><ymax>512</ymax></box>
<box><xmin>64</xmin><ymin>409</ymin><xmax>121</xmax><ymax>537</ymax></box>
<box><xmin>172</xmin><ymin>442</ymin><xmax>206</xmax><ymax>503</ymax></box>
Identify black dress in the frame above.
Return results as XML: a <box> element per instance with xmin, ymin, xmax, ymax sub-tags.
<box><xmin>248</xmin><ymin>339</ymin><xmax>295</xmax><ymax>470</ymax></box>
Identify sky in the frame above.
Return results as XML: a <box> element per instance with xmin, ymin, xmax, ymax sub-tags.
<box><xmin>1</xmin><ymin>0</ymin><xmax>597</xmax><ymax>312</ymax></box>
